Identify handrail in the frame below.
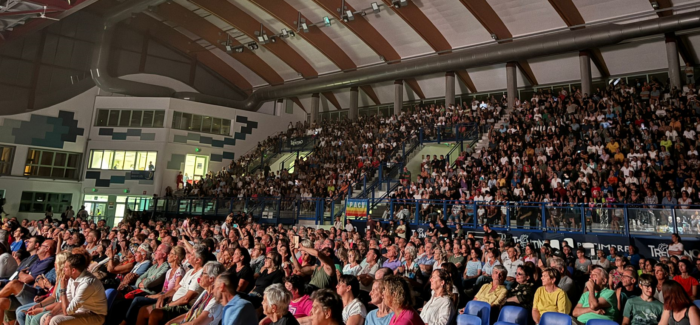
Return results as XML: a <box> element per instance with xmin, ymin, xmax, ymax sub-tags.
<box><xmin>141</xmin><ymin>196</ymin><xmax>700</xmax><ymax>237</ymax></box>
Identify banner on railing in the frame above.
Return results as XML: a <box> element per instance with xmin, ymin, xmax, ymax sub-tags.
<box><xmin>346</xmin><ymin>199</ymin><xmax>369</xmax><ymax>218</ymax></box>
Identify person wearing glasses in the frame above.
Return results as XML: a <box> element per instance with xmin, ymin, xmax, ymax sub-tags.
<box><xmin>41</xmin><ymin>254</ymin><xmax>108</xmax><ymax>325</ymax></box>
<box><xmin>622</xmin><ymin>274</ymin><xmax>663</xmax><ymax>325</ymax></box>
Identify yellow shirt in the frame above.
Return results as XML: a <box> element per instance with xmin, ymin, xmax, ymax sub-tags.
<box><xmin>606</xmin><ymin>142</ymin><xmax>619</xmax><ymax>153</ymax></box>
<box><xmin>532</xmin><ymin>286</ymin><xmax>572</xmax><ymax>315</ymax></box>
<box><xmin>613</xmin><ymin>152</ymin><xmax>625</xmax><ymax>163</ymax></box>
<box><xmin>474</xmin><ymin>284</ymin><xmax>508</xmax><ymax>306</ymax></box>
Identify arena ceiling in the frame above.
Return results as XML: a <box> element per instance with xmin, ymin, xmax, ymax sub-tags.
<box><xmin>3</xmin><ymin>0</ymin><xmax>700</xmax><ymax>111</ymax></box>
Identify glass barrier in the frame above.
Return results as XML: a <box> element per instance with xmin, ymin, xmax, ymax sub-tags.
<box><xmin>508</xmin><ymin>203</ymin><xmax>542</xmax><ymax>231</ymax></box>
<box><xmin>674</xmin><ymin>208</ymin><xmax>700</xmax><ymax>235</ymax></box>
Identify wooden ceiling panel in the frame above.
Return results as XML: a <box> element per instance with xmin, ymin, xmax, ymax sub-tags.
<box><xmin>155</xmin><ymin>2</ymin><xmax>284</xmax><ymax>85</ymax></box>
<box><xmin>313</xmin><ymin>0</ymin><xmax>400</xmax><ymax>62</ymax></box>
<box><xmin>380</xmin><ymin>0</ymin><xmax>451</xmax><ymax>53</ymax></box>
<box><xmin>190</xmin><ymin>0</ymin><xmax>318</xmax><ymax>78</ymax></box>
<box><xmin>129</xmin><ymin>14</ymin><xmax>252</xmax><ymax>93</ymax></box>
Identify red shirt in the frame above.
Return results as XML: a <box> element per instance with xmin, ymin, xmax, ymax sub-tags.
<box><xmin>673</xmin><ymin>275</ymin><xmax>699</xmax><ymax>298</ymax></box>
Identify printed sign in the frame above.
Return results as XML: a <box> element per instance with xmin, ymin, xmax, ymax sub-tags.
<box><xmin>130</xmin><ymin>171</ymin><xmax>154</xmax><ymax>180</ymax></box>
<box><xmin>346</xmin><ymin>199</ymin><xmax>369</xmax><ymax>218</ymax></box>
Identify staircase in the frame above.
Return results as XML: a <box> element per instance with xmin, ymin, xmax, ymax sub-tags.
<box><xmin>472</xmin><ymin>108</ymin><xmax>513</xmax><ymax>156</ymax></box>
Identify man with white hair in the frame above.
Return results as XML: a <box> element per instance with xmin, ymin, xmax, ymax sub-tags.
<box><xmin>261</xmin><ymin>284</ymin><xmax>297</xmax><ymax>325</ymax></box>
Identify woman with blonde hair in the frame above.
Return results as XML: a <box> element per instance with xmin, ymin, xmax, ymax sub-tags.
<box><xmin>342</xmin><ymin>249</ymin><xmax>362</xmax><ymax>276</ymax></box>
<box><xmin>18</xmin><ymin>251</ymin><xmax>71</xmax><ymax>325</ymax></box>
<box><xmin>382</xmin><ymin>275</ymin><xmax>424</xmax><ymax>325</ymax></box>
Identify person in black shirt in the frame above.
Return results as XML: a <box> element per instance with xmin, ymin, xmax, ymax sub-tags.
<box><xmin>437</xmin><ymin>219</ymin><xmax>451</xmax><ymax>238</ymax></box>
<box><xmin>482</xmin><ymin>224</ymin><xmax>498</xmax><ymax>242</ymax></box>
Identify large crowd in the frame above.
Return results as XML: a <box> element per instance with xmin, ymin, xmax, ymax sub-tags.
<box><xmin>0</xmin><ymin>210</ymin><xmax>697</xmax><ymax>325</ymax></box>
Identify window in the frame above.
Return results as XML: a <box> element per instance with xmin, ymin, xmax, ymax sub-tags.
<box><xmin>24</xmin><ymin>149</ymin><xmax>80</xmax><ymax>180</ymax></box>
<box><xmin>19</xmin><ymin>191</ymin><xmax>72</xmax><ymax>213</ymax></box>
<box><xmin>171</xmin><ymin>111</ymin><xmax>231</xmax><ymax>135</ymax></box>
<box><xmin>94</xmin><ymin>109</ymin><xmax>165</xmax><ymax>128</ymax></box>
<box><xmin>0</xmin><ymin>145</ymin><xmax>14</xmax><ymax>175</ymax></box>
<box><xmin>89</xmin><ymin>150</ymin><xmax>158</xmax><ymax>171</ymax></box>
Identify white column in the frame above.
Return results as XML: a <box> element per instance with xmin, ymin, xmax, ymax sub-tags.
<box><xmin>349</xmin><ymin>86</ymin><xmax>359</xmax><ymax>120</ymax></box>
<box><xmin>394</xmin><ymin>80</ymin><xmax>403</xmax><ymax>116</ymax></box>
<box><xmin>579</xmin><ymin>51</ymin><xmax>592</xmax><ymax>97</ymax></box>
<box><xmin>506</xmin><ymin>62</ymin><xmax>517</xmax><ymax>109</ymax></box>
<box><xmin>445</xmin><ymin>71</ymin><xmax>455</xmax><ymax>108</ymax></box>
<box><xmin>311</xmin><ymin>93</ymin><xmax>320</xmax><ymax>124</ymax></box>
<box><xmin>666</xmin><ymin>34</ymin><xmax>682</xmax><ymax>90</ymax></box>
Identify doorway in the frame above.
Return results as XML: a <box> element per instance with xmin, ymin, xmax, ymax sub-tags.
<box><xmin>184</xmin><ymin>155</ymin><xmax>208</xmax><ymax>183</ymax></box>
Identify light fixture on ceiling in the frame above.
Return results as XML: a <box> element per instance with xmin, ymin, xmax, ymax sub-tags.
<box><xmin>323</xmin><ymin>16</ymin><xmax>331</xmax><ymax>26</ymax></box>
<box><xmin>255</xmin><ymin>23</ymin><xmax>270</xmax><ymax>44</ymax></box>
<box><xmin>295</xmin><ymin>12</ymin><xmax>310</xmax><ymax>33</ymax></box>
<box><xmin>247</xmin><ymin>42</ymin><xmax>259</xmax><ymax>50</ymax></box>
<box><xmin>234</xmin><ymin>46</ymin><xmax>244</xmax><ymax>53</ymax></box>
<box><xmin>344</xmin><ymin>10</ymin><xmax>354</xmax><ymax>22</ymax></box>
<box><xmin>371</xmin><ymin>2</ymin><xmax>380</xmax><ymax>13</ymax></box>
<box><xmin>651</xmin><ymin>1</ymin><xmax>659</xmax><ymax>9</ymax></box>
<box><xmin>392</xmin><ymin>0</ymin><xmax>407</xmax><ymax>8</ymax></box>
<box><xmin>224</xmin><ymin>34</ymin><xmax>232</xmax><ymax>52</ymax></box>
<box><xmin>270</xmin><ymin>36</ymin><xmax>276</xmax><ymax>43</ymax></box>
<box><xmin>491</xmin><ymin>33</ymin><xmax>498</xmax><ymax>40</ymax></box>
<box><xmin>281</xmin><ymin>28</ymin><xmax>289</xmax><ymax>38</ymax></box>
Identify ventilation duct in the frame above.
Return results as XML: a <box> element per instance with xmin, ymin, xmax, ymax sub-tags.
<box><xmin>93</xmin><ymin>5</ymin><xmax>700</xmax><ymax>111</ymax></box>
<box><xmin>90</xmin><ymin>0</ymin><xmax>247</xmax><ymax>102</ymax></box>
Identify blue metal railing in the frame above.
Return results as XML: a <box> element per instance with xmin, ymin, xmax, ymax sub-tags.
<box><xmin>140</xmin><ymin>197</ymin><xmax>700</xmax><ymax>237</ymax></box>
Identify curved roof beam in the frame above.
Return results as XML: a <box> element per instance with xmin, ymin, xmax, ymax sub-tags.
<box><xmin>190</xmin><ymin>0</ymin><xmax>318</xmax><ymax>78</ymax></box>
<box><xmin>129</xmin><ymin>13</ymin><xmax>253</xmax><ymax>93</ymax></box>
<box><xmin>250</xmin><ymin>0</ymin><xmax>356</xmax><ymax>71</ymax></box>
<box><xmin>360</xmin><ymin>85</ymin><xmax>380</xmax><ymax>105</ymax></box>
<box><xmin>312</xmin><ymin>0</ymin><xmax>400</xmax><ymax>63</ymax></box>
<box><xmin>322</xmin><ymin>91</ymin><xmax>341</xmax><ymax>110</ymax></box>
<box><xmin>457</xmin><ymin>0</ymin><xmax>538</xmax><ymax>86</ymax></box>
<box><xmin>548</xmin><ymin>0</ymin><xmax>610</xmax><ymax>77</ymax></box>
<box><xmin>405</xmin><ymin>78</ymin><xmax>425</xmax><ymax>99</ymax></box>
<box><xmin>154</xmin><ymin>1</ymin><xmax>284</xmax><ymax>85</ymax></box>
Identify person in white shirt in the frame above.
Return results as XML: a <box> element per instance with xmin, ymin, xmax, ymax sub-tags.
<box><xmin>164</xmin><ymin>262</ymin><xmax>226</xmax><ymax>325</ymax></box>
<box><xmin>44</xmin><ymin>254</ymin><xmax>108</xmax><ymax>325</ymax></box>
<box><xmin>337</xmin><ymin>275</ymin><xmax>366</xmax><ymax>325</ymax></box>
<box><xmin>503</xmin><ymin>246</ymin><xmax>524</xmax><ymax>290</ymax></box>
<box><xmin>420</xmin><ymin>269</ymin><xmax>455</xmax><ymax>325</ymax></box>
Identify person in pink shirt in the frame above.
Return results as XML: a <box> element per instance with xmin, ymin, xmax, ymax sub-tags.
<box><xmin>286</xmin><ymin>275</ymin><xmax>313</xmax><ymax>317</ymax></box>
<box><xmin>382</xmin><ymin>275</ymin><xmax>425</xmax><ymax>325</ymax></box>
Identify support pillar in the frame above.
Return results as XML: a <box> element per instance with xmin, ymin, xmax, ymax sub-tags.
<box><xmin>394</xmin><ymin>80</ymin><xmax>403</xmax><ymax>116</ymax></box>
<box><xmin>349</xmin><ymin>86</ymin><xmax>359</xmax><ymax>120</ymax></box>
<box><xmin>275</xmin><ymin>99</ymin><xmax>284</xmax><ymax>116</ymax></box>
<box><xmin>506</xmin><ymin>62</ymin><xmax>517</xmax><ymax>109</ymax></box>
<box><xmin>579</xmin><ymin>50</ymin><xmax>592</xmax><ymax>97</ymax></box>
<box><xmin>445</xmin><ymin>71</ymin><xmax>455</xmax><ymax>108</ymax></box>
<box><xmin>311</xmin><ymin>93</ymin><xmax>320</xmax><ymax>124</ymax></box>
<box><xmin>666</xmin><ymin>34</ymin><xmax>682</xmax><ymax>90</ymax></box>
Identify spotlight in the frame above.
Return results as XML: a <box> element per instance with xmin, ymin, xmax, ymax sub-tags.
<box><xmin>491</xmin><ymin>33</ymin><xmax>498</xmax><ymax>40</ymax></box>
<box><xmin>301</xmin><ymin>22</ymin><xmax>309</xmax><ymax>33</ymax></box>
<box><xmin>270</xmin><ymin>36</ymin><xmax>276</xmax><ymax>43</ymax></box>
<box><xmin>651</xmin><ymin>1</ymin><xmax>659</xmax><ymax>9</ymax></box>
<box><xmin>392</xmin><ymin>0</ymin><xmax>407</xmax><ymax>8</ymax></box>
<box><xmin>371</xmin><ymin>2</ymin><xmax>380</xmax><ymax>13</ymax></box>
<box><xmin>281</xmin><ymin>28</ymin><xmax>289</xmax><ymax>38</ymax></box>
<box><xmin>247</xmin><ymin>42</ymin><xmax>259</xmax><ymax>50</ymax></box>
<box><xmin>225</xmin><ymin>45</ymin><xmax>232</xmax><ymax>52</ymax></box>
<box><xmin>289</xmin><ymin>30</ymin><xmax>296</xmax><ymax>37</ymax></box>
<box><xmin>345</xmin><ymin>10</ymin><xmax>354</xmax><ymax>21</ymax></box>
<box><xmin>323</xmin><ymin>16</ymin><xmax>331</xmax><ymax>26</ymax></box>
<box><xmin>234</xmin><ymin>46</ymin><xmax>244</xmax><ymax>53</ymax></box>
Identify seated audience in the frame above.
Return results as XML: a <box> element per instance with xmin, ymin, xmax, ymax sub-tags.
<box><xmin>573</xmin><ymin>267</ymin><xmax>618</xmax><ymax>325</ymax></box>
<box><xmin>532</xmin><ymin>268</ymin><xmax>572</xmax><ymax>324</ymax></box>
<box><xmin>622</xmin><ymin>274</ymin><xmax>663</xmax><ymax>325</ymax></box>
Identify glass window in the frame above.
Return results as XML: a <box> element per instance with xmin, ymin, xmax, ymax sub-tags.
<box><xmin>131</xmin><ymin>110</ymin><xmax>142</xmax><ymax>126</ymax></box>
<box><xmin>153</xmin><ymin>111</ymin><xmax>165</xmax><ymax>128</ymax></box>
<box><xmin>96</xmin><ymin>109</ymin><xmax>165</xmax><ymax>128</ymax></box>
<box><xmin>0</xmin><ymin>145</ymin><xmax>14</xmax><ymax>175</ymax></box>
<box><xmin>143</xmin><ymin>111</ymin><xmax>154</xmax><ymax>127</ymax></box>
<box><xmin>95</xmin><ymin>110</ymin><xmax>109</xmax><ymax>126</ymax></box>
<box><xmin>88</xmin><ymin>150</ymin><xmax>157</xmax><ymax>171</ymax></box>
<box><xmin>108</xmin><ymin>111</ymin><xmax>120</xmax><ymax>126</ymax></box>
<box><xmin>19</xmin><ymin>191</ymin><xmax>72</xmax><ymax>213</ymax></box>
<box><xmin>171</xmin><ymin>111</ymin><xmax>231</xmax><ymax>135</ymax></box>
